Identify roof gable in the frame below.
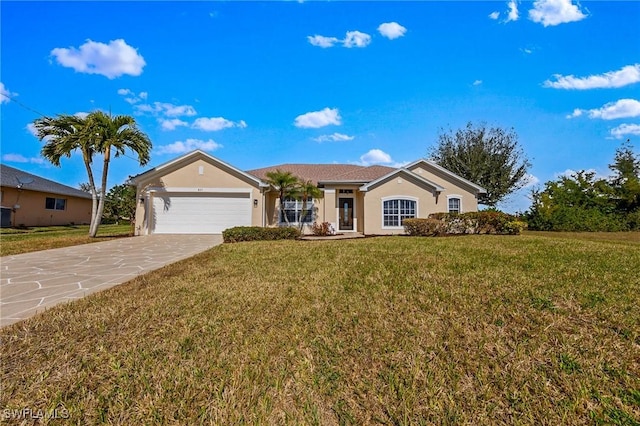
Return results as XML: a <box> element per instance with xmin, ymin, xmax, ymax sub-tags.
<box><xmin>131</xmin><ymin>150</ymin><xmax>268</xmax><ymax>188</ymax></box>
<box><xmin>0</xmin><ymin>164</ymin><xmax>92</xmax><ymax>199</ymax></box>
<box><xmin>359</xmin><ymin>168</ymin><xmax>445</xmax><ymax>192</ymax></box>
<box><xmin>405</xmin><ymin>159</ymin><xmax>487</xmax><ymax>194</ymax></box>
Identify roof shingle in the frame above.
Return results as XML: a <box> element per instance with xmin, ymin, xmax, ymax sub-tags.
<box><xmin>246</xmin><ymin>164</ymin><xmax>369</xmax><ymax>185</ymax></box>
<box><xmin>0</xmin><ymin>164</ymin><xmax>92</xmax><ymax>199</ymax></box>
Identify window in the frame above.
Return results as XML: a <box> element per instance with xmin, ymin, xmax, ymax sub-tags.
<box><xmin>45</xmin><ymin>197</ymin><xmax>66</xmax><ymax>211</ymax></box>
<box><xmin>448</xmin><ymin>197</ymin><xmax>461</xmax><ymax>214</ymax></box>
<box><xmin>383</xmin><ymin>199</ymin><xmax>416</xmax><ymax>227</ymax></box>
<box><xmin>281</xmin><ymin>197</ymin><xmax>314</xmax><ymax>224</ymax></box>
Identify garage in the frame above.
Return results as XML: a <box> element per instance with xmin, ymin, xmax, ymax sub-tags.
<box><xmin>150</xmin><ymin>192</ymin><xmax>251</xmax><ymax>234</ymax></box>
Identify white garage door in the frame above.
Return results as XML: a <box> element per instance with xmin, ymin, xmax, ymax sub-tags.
<box><xmin>151</xmin><ymin>192</ymin><xmax>251</xmax><ymax>234</ymax></box>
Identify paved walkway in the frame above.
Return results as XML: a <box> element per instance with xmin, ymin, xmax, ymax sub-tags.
<box><xmin>0</xmin><ymin>235</ymin><xmax>222</xmax><ymax>327</ymax></box>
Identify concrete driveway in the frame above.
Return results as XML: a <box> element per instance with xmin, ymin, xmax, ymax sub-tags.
<box><xmin>0</xmin><ymin>234</ymin><xmax>222</xmax><ymax>327</ymax></box>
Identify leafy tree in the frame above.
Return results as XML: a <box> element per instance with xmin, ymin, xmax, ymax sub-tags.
<box><xmin>104</xmin><ymin>182</ymin><xmax>137</xmax><ymax>226</ymax></box>
<box><xmin>526</xmin><ymin>141</ymin><xmax>640</xmax><ymax>231</ymax></box>
<box><xmin>527</xmin><ymin>171</ymin><xmax>617</xmax><ymax>231</ymax></box>
<box><xmin>265</xmin><ymin>170</ymin><xmax>299</xmax><ymax>225</ymax></box>
<box><xmin>429</xmin><ymin>122</ymin><xmax>531</xmax><ymax>206</ymax></box>
<box><xmin>608</xmin><ymin>140</ymin><xmax>640</xmax><ymax>212</ymax></box>
<box><xmin>35</xmin><ymin>111</ymin><xmax>151</xmax><ymax>237</ymax></box>
<box><xmin>293</xmin><ymin>179</ymin><xmax>322</xmax><ymax>231</ymax></box>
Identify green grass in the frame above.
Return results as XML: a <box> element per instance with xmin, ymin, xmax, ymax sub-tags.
<box><xmin>1</xmin><ymin>234</ymin><xmax>639</xmax><ymax>424</ymax></box>
<box><xmin>0</xmin><ymin>224</ymin><xmax>133</xmax><ymax>256</ymax></box>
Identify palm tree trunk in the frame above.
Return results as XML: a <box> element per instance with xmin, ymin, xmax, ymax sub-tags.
<box><xmin>82</xmin><ymin>156</ymin><xmax>100</xmax><ymax>237</ymax></box>
<box><xmin>280</xmin><ymin>193</ymin><xmax>290</xmax><ymax>226</ymax></box>
<box><xmin>90</xmin><ymin>147</ymin><xmax>111</xmax><ymax>237</ymax></box>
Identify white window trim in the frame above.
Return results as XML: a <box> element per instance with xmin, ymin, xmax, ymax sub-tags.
<box><xmin>447</xmin><ymin>194</ymin><xmax>463</xmax><ymax>214</ymax></box>
<box><xmin>279</xmin><ymin>197</ymin><xmax>315</xmax><ymax>225</ymax></box>
<box><xmin>381</xmin><ymin>196</ymin><xmax>418</xmax><ymax>229</ymax></box>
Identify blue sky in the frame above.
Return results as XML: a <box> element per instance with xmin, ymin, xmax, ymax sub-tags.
<box><xmin>1</xmin><ymin>1</ymin><xmax>639</xmax><ymax>212</ymax></box>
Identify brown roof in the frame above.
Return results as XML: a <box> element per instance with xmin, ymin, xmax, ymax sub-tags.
<box><xmin>246</xmin><ymin>164</ymin><xmax>373</xmax><ymax>185</ymax></box>
<box><xmin>323</xmin><ymin>165</ymin><xmax>396</xmax><ymax>182</ymax></box>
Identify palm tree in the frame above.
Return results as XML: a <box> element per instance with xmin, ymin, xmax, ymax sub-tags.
<box><xmin>295</xmin><ymin>179</ymin><xmax>322</xmax><ymax>231</ymax></box>
<box><xmin>265</xmin><ymin>170</ymin><xmax>299</xmax><ymax>225</ymax></box>
<box><xmin>35</xmin><ymin>111</ymin><xmax>151</xmax><ymax>237</ymax></box>
<box><xmin>35</xmin><ymin>114</ymin><xmax>100</xmax><ymax>233</ymax></box>
<box><xmin>89</xmin><ymin>111</ymin><xmax>151</xmax><ymax>237</ymax></box>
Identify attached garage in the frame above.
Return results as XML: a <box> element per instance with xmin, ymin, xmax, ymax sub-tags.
<box><xmin>150</xmin><ymin>192</ymin><xmax>252</xmax><ymax>234</ymax></box>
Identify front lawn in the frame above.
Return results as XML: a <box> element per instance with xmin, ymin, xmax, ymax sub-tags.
<box><xmin>0</xmin><ymin>224</ymin><xmax>133</xmax><ymax>256</ymax></box>
<box><xmin>1</xmin><ymin>234</ymin><xmax>638</xmax><ymax>424</ymax></box>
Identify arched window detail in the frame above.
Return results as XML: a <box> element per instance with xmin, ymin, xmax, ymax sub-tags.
<box><xmin>382</xmin><ymin>197</ymin><xmax>417</xmax><ymax>228</ymax></box>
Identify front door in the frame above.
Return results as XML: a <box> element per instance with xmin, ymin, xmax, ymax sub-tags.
<box><xmin>338</xmin><ymin>198</ymin><xmax>354</xmax><ymax>231</ymax></box>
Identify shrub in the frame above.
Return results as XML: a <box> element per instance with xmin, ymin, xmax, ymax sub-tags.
<box><xmin>222</xmin><ymin>226</ymin><xmax>301</xmax><ymax>243</ymax></box>
<box><xmin>404</xmin><ymin>211</ymin><xmax>524</xmax><ymax>236</ymax></box>
<box><xmin>403</xmin><ymin>218</ymin><xmax>446</xmax><ymax>236</ymax></box>
<box><xmin>311</xmin><ymin>222</ymin><xmax>334</xmax><ymax>236</ymax></box>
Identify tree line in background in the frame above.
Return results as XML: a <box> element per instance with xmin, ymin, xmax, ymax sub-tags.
<box><xmin>525</xmin><ymin>141</ymin><xmax>640</xmax><ymax>231</ymax></box>
<box><xmin>429</xmin><ymin>122</ymin><xmax>640</xmax><ymax>232</ymax></box>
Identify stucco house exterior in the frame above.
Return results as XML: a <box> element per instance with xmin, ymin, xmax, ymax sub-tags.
<box><xmin>0</xmin><ymin>164</ymin><xmax>92</xmax><ymax>228</ymax></box>
<box><xmin>131</xmin><ymin>150</ymin><xmax>486</xmax><ymax>235</ymax></box>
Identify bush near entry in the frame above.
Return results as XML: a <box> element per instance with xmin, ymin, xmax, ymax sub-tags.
<box><xmin>404</xmin><ymin>211</ymin><xmax>526</xmax><ymax>236</ymax></box>
<box><xmin>222</xmin><ymin>226</ymin><xmax>301</xmax><ymax>243</ymax></box>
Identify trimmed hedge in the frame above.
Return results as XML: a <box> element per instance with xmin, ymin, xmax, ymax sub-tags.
<box><xmin>404</xmin><ymin>212</ymin><xmax>526</xmax><ymax>236</ymax></box>
<box><xmin>222</xmin><ymin>226</ymin><xmax>301</xmax><ymax>243</ymax></box>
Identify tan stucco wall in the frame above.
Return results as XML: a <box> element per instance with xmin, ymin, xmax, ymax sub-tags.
<box><xmin>362</xmin><ymin>174</ymin><xmax>440</xmax><ymax>235</ymax></box>
<box><xmin>1</xmin><ymin>187</ymin><xmax>91</xmax><ymax>227</ymax></box>
<box><xmin>134</xmin><ymin>158</ymin><xmax>263</xmax><ymax>235</ymax></box>
<box><xmin>407</xmin><ymin>165</ymin><xmax>479</xmax><ymax>213</ymax></box>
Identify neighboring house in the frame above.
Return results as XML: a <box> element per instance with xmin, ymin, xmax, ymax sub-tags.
<box><xmin>0</xmin><ymin>164</ymin><xmax>92</xmax><ymax>228</ymax></box>
<box><xmin>131</xmin><ymin>150</ymin><xmax>486</xmax><ymax>235</ymax></box>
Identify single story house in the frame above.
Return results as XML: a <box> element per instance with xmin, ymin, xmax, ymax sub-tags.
<box><xmin>131</xmin><ymin>150</ymin><xmax>485</xmax><ymax>235</ymax></box>
<box><xmin>0</xmin><ymin>164</ymin><xmax>92</xmax><ymax>227</ymax></box>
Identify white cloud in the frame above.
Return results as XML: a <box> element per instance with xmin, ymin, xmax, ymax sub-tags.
<box><xmin>377</xmin><ymin>22</ymin><xmax>407</xmax><ymax>40</ymax></box>
<box><xmin>26</xmin><ymin>123</ymin><xmax>38</xmax><ymax>137</ymax></box>
<box><xmin>473</xmin><ymin>80</ymin><xmax>483</xmax><ymax>86</ymax></box>
<box><xmin>307</xmin><ymin>35</ymin><xmax>340</xmax><ymax>48</ymax></box>
<box><xmin>135</xmin><ymin>102</ymin><xmax>197</xmax><ymax>117</ymax></box>
<box><xmin>543</xmin><ymin>64</ymin><xmax>640</xmax><ymax>90</ymax></box>
<box><xmin>523</xmin><ymin>174</ymin><xmax>540</xmax><ymax>188</ymax></box>
<box><xmin>313</xmin><ymin>133</ymin><xmax>354</xmax><ymax>143</ymax></box>
<box><xmin>568</xmin><ymin>99</ymin><xmax>640</xmax><ymax>120</ymax></box>
<box><xmin>294</xmin><ymin>107</ymin><xmax>341</xmax><ymax>128</ymax></box>
<box><xmin>308</xmin><ymin>30</ymin><xmax>372</xmax><ymax>49</ymax></box>
<box><xmin>51</xmin><ymin>39</ymin><xmax>146</xmax><ymax>79</ymax></box>
<box><xmin>139</xmin><ymin>92</ymin><xmax>148</xmax><ymax>100</ymax></box>
<box><xmin>75</xmin><ymin>112</ymin><xmax>89</xmax><ymax>119</ymax></box>
<box><xmin>521</xmin><ymin>47</ymin><xmax>534</xmax><ymax>54</ymax></box>
<box><xmin>343</xmin><ymin>31</ymin><xmax>371</xmax><ymax>48</ymax></box>
<box><xmin>2</xmin><ymin>153</ymin><xmax>46</xmax><ymax>164</ymax></box>
<box><xmin>610</xmin><ymin>123</ymin><xmax>640</xmax><ymax>139</ymax></box>
<box><xmin>528</xmin><ymin>0</ymin><xmax>587</xmax><ymax>27</ymax></box>
<box><xmin>0</xmin><ymin>82</ymin><xmax>17</xmax><ymax>104</ymax></box>
<box><xmin>359</xmin><ymin>149</ymin><xmax>392</xmax><ymax>166</ymax></box>
<box><xmin>192</xmin><ymin>117</ymin><xmax>247</xmax><ymax>131</ymax></box>
<box><xmin>156</xmin><ymin>139</ymin><xmax>223</xmax><ymax>155</ymax></box>
<box><xmin>342</xmin><ymin>31</ymin><xmax>371</xmax><ymax>48</ymax></box>
<box><xmin>506</xmin><ymin>0</ymin><xmax>519</xmax><ymax>22</ymax></box>
<box><xmin>117</xmin><ymin>88</ymin><xmax>132</xmax><ymax>96</ymax></box>
<box><xmin>159</xmin><ymin>118</ymin><xmax>188</xmax><ymax>131</ymax></box>
<box><xmin>489</xmin><ymin>11</ymin><xmax>500</xmax><ymax>20</ymax></box>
